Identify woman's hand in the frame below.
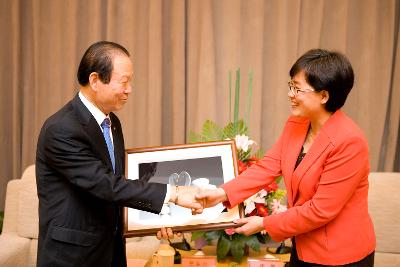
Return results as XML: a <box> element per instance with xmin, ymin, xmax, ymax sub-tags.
<box><xmin>232</xmin><ymin>216</ymin><xmax>265</xmax><ymax>236</ymax></box>
<box><xmin>193</xmin><ymin>188</ymin><xmax>228</xmax><ymax>214</ymax></box>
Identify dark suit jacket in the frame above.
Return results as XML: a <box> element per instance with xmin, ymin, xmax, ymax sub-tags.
<box><xmin>36</xmin><ymin>95</ymin><xmax>167</xmax><ymax>267</ymax></box>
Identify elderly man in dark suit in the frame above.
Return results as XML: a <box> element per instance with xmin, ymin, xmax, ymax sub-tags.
<box><xmin>36</xmin><ymin>41</ymin><xmax>201</xmax><ymax>267</ymax></box>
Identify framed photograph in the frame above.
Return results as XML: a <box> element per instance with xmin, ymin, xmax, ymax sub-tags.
<box><xmin>123</xmin><ymin>140</ymin><xmax>243</xmax><ymax>237</ymax></box>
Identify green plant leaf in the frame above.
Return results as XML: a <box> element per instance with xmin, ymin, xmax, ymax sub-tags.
<box><xmin>245</xmin><ymin>235</ymin><xmax>260</xmax><ymax>252</ymax></box>
<box><xmin>266</xmin><ymin>188</ymin><xmax>287</xmax><ymax>204</ymax></box>
<box><xmin>229</xmin><ymin>71</ymin><xmax>232</xmax><ymax>122</ymax></box>
<box><xmin>238</xmin><ymin>149</ymin><xmax>251</xmax><ymax>162</ymax></box>
<box><xmin>188</xmin><ymin>131</ymin><xmax>204</xmax><ymax>143</ymax></box>
<box><xmin>188</xmin><ymin>120</ymin><xmax>223</xmax><ymax>143</ymax></box>
<box><xmin>233</xmin><ymin>68</ymin><xmax>241</xmax><ymax>132</ymax></box>
<box><xmin>230</xmin><ymin>234</ymin><xmax>245</xmax><ymax>262</ymax></box>
<box><xmin>275</xmin><ymin>175</ymin><xmax>283</xmax><ymax>184</ymax></box>
<box><xmin>236</xmin><ymin>120</ymin><xmax>248</xmax><ymax>135</ymax></box>
<box><xmin>217</xmin><ymin>234</ymin><xmax>231</xmax><ymax>261</ymax></box>
<box><xmin>191</xmin><ymin>231</ymin><xmax>205</xmax><ymax>241</ymax></box>
<box><xmin>204</xmin><ymin>230</ymin><xmax>223</xmax><ymax>242</ymax></box>
<box><xmin>221</xmin><ymin>122</ymin><xmax>236</xmax><ymax>140</ymax></box>
<box><xmin>201</xmin><ymin>120</ymin><xmax>223</xmax><ymax>141</ymax></box>
<box><xmin>222</xmin><ymin>120</ymin><xmax>248</xmax><ymax>140</ymax></box>
<box><xmin>254</xmin><ymin>148</ymin><xmax>265</xmax><ymax>159</ymax></box>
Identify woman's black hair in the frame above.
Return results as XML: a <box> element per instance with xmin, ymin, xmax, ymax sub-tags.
<box><xmin>289</xmin><ymin>49</ymin><xmax>354</xmax><ymax>112</ymax></box>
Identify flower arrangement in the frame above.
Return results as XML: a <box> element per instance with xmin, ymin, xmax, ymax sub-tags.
<box><xmin>189</xmin><ymin>69</ymin><xmax>287</xmax><ymax>263</ymax></box>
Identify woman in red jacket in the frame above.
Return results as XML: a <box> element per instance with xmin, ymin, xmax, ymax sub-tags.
<box><xmin>195</xmin><ymin>49</ymin><xmax>376</xmax><ymax>266</ymax></box>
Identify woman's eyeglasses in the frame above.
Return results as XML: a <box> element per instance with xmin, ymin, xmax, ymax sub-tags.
<box><xmin>288</xmin><ymin>81</ymin><xmax>315</xmax><ymax>96</ymax></box>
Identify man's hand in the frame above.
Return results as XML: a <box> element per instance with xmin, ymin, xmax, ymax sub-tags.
<box><xmin>232</xmin><ymin>216</ymin><xmax>265</xmax><ymax>236</ymax></box>
<box><xmin>170</xmin><ymin>186</ymin><xmax>204</xmax><ymax>214</ymax></box>
<box><xmin>192</xmin><ymin>188</ymin><xmax>228</xmax><ymax>214</ymax></box>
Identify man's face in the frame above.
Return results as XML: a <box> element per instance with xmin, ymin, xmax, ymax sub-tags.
<box><xmin>95</xmin><ymin>54</ymin><xmax>133</xmax><ymax>114</ymax></box>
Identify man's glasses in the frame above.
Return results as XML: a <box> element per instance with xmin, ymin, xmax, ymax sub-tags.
<box><xmin>288</xmin><ymin>81</ymin><xmax>315</xmax><ymax>96</ymax></box>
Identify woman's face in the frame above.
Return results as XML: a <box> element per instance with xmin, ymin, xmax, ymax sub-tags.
<box><xmin>288</xmin><ymin>71</ymin><xmax>325</xmax><ymax>118</ymax></box>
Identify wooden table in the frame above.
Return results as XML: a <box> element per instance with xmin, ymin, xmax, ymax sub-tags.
<box><xmin>173</xmin><ymin>246</ymin><xmax>290</xmax><ymax>266</ymax></box>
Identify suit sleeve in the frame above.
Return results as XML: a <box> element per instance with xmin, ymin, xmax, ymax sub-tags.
<box><xmin>263</xmin><ymin>135</ymin><xmax>370</xmax><ymax>241</ymax></box>
<box><xmin>41</xmin><ymin>122</ymin><xmax>166</xmax><ymax>214</ymax></box>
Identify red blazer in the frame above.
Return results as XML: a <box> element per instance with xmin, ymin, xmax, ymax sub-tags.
<box><xmin>222</xmin><ymin>110</ymin><xmax>376</xmax><ymax>265</ymax></box>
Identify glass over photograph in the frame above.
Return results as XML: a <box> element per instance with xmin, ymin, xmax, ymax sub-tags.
<box><xmin>123</xmin><ymin>141</ymin><xmax>241</xmax><ymax>237</ymax></box>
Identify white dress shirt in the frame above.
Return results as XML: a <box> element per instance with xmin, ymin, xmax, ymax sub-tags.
<box><xmin>78</xmin><ymin>91</ymin><xmax>171</xmax><ymax>204</ymax></box>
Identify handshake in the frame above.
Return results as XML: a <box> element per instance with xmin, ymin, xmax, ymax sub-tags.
<box><xmin>157</xmin><ymin>184</ymin><xmax>228</xmax><ymax>239</ymax></box>
<box><xmin>158</xmin><ymin>182</ymin><xmax>266</xmax><ymax>239</ymax></box>
<box><xmin>168</xmin><ymin>181</ymin><xmax>228</xmax><ymax>215</ymax></box>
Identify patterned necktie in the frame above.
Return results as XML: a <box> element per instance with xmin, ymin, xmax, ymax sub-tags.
<box><xmin>101</xmin><ymin>118</ymin><xmax>115</xmax><ymax>172</ymax></box>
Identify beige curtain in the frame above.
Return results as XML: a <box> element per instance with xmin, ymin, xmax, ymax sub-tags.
<box><xmin>379</xmin><ymin>0</ymin><xmax>400</xmax><ymax>171</ymax></box>
<box><xmin>1</xmin><ymin>0</ymin><xmax>399</xmax><ymax>210</ymax></box>
<box><xmin>186</xmin><ymin>0</ymin><xmax>400</xmax><ymax>171</ymax></box>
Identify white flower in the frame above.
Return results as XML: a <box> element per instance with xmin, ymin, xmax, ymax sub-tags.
<box><xmin>244</xmin><ymin>201</ymin><xmax>256</xmax><ymax>215</ymax></box>
<box><xmin>234</xmin><ymin>134</ymin><xmax>256</xmax><ymax>152</ymax></box>
<box><xmin>271</xmin><ymin>199</ymin><xmax>287</xmax><ymax>214</ymax></box>
<box><xmin>244</xmin><ymin>189</ymin><xmax>267</xmax><ymax>215</ymax></box>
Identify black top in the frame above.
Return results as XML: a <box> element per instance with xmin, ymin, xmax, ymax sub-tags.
<box><xmin>295</xmin><ymin>146</ymin><xmax>306</xmax><ymax>169</ymax></box>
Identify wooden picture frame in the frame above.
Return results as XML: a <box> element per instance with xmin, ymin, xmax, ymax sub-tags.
<box><xmin>123</xmin><ymin>140</ymin><xmax>243</xmax><ymax>237</ymax></box>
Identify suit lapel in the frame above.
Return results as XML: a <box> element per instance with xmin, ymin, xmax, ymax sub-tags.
<box><xmin>289</xmin><ymin>111</ymin><xmax>346</xmax><ymax>203</ymax></box>
<box><xmin>291</xmin><ymin>131</ymin><xmax>331</xmax><ymax>202</ymax></box>
<box><xmin>71</xmin><ymin>95</ymin><xmax>115</xmax><ymax>172</ymax></box>
<box><xmin>284</xmin><ymin>121</ymin><xmax>309</xmax><ymax>207</ymax></box>
<box><xmin>86</xmin><ymin>118</ymin><xmax>114</xmax><ymax>171</ymax></box>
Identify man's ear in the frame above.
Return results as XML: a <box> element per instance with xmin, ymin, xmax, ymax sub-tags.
<box><xmin>88</xmin><ymin>72</ymin><xmax>99</xmax><ymax>91</ymax></box>
<box><xmin>320</xmin><ymin>90</ymin><xmax>329</xmax><ymax>104</ymax></box>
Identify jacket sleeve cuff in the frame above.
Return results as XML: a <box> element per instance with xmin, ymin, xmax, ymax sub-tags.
<box><xmin>263</xmin><ymin>216</ymin><xmax>286</xmax><ymax>242</ymax></box>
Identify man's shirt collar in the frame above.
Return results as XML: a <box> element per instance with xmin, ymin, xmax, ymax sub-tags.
<box><xmin>78</xmin><ymin>91</ymin><xmax>109</xmax><ymax>128</ymax></box>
